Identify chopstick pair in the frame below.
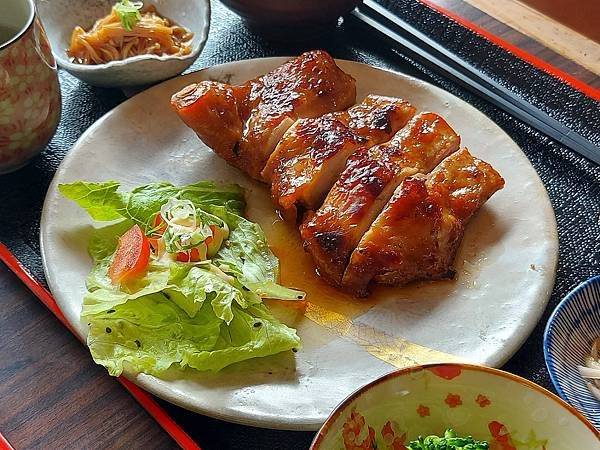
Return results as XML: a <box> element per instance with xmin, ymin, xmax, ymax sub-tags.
<box><xmin>0</xmin><ymin>243</ymin><xmax>201</xmax><ymax>450</ymax></box>
<box><xmin>351</xmin><ymin>0</ymin><xmax>600</xmax><ymax>165</ymax></box>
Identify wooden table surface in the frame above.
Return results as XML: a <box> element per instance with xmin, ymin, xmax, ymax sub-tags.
<box><xmin>1</xmin><ymin>2</ymin><xmax>598</xmax><ymax>449</ymax></box>
<box><xmin>429</xmin><ymin>0</ymin><xmax>600</xmax><ymax>88</ymax></box>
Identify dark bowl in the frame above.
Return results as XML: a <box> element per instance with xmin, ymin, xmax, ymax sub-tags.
<box><xmin>220</xmin><ymin>0</ymin><xmax>362</xmax><ymax>28</ymax></box>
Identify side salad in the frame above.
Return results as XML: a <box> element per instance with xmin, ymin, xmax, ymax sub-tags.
<box><xmin>60</xmin><ymin>180</ymin><xmax>305</xmax><ymax>377</ymax></box>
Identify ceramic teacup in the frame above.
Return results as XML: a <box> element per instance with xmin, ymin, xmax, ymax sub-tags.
<box><xmin>0</xmin><ymin>0</ymin><xmax>61</xmax><ymax>174</ymax></box>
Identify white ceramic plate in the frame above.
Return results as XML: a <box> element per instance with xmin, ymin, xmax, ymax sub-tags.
<box><xmin>40</xmin><ymin>58</ymin><xmax>558</xmax><ymax>430</ymax></box>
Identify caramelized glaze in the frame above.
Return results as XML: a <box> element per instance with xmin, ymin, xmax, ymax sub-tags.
<box><xmin>266</xmin><ymin>95</ymin><xmax>416</xmax><ymax>222</ymax></box>
<box><xmin>301</xmin><ymin>112</ymin><xmax>460</xmax><ymax>288</ymax></box>
<box><xmin>172</xmin><ymin>50</ymin><xmax>356</xmax><ymax>180</ymax></box>
<box><xmin>343</xmin><ymin>148</ymin><xmax>505</xmax><ymax>295</ymax></box>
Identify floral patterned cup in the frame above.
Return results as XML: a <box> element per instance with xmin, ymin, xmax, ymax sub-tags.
<box><xmin>0</xmin><ymin>0</ymin><xmax>61</xmax><ymax>174</ymax></box>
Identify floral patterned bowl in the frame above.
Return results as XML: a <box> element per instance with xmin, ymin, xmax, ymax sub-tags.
<box><xmin>311</xmin><ymin>364</ymin><xmax>599</xmax><ymax>449</ymax></box>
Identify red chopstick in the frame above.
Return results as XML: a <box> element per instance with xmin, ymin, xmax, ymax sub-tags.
<box><xmin>0</xmin><ymin>243</ymin><xmax>201</xmax><ymax>450</ymax></box>
<box><xmin>0</xmin><ymin>432</ymin><xmax>15</xmax><ymax>450</ymax></box>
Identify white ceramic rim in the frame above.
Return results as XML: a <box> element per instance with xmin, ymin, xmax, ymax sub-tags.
<box><xmin>40</xmin><ymin>57</ymin><xmax>559</xmax><ymax>430</ymax></box>
<box><xmin>310</xmin><ymin>363</ymin><xmax>600</xmax><ymax>449</ymax></box>
<box><xmin>0</xmin><ymin>0</ymin><xmax>35</xmax><ymax>51</ymax></box>
<box><xmin>54</xmin><ymin>0</ymin><xmax>211</xmax><ymax>71</ymax></box>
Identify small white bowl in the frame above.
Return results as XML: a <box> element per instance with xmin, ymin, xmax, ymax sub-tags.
<box><xmin>37</xmin><ymin>0</ymin><xmax>210</xmax><ymax>87</ymax></box>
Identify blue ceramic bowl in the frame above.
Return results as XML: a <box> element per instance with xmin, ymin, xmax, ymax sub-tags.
<box><xmin>544</xmin><ymin>275</ymin><xmax>600</xmax><ymax>429</ymax></box>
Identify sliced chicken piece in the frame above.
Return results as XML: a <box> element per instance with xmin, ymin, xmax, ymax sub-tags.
<box><xmin>300</xmin><ymin>112</ymin><xmax>461</xmax><ymax>286</ymax></box>
<box><xmin>170</xmin><ymin>81</ymin><xmax>248</xmax><ymax>167</ymax></box>
<box><xmin>171</xmin><ymin>50</ymin><xmax>356</xmax><ymax>180</ymax></box>
<box><xmin>264</xmin><ymin>95</ymin><xmax>416</xmax><ymax>222</ymax></box>
<box><xmin>342</xmin><ymin>148</ymin><xmax>505</xmax><ymax>296</ymax></box>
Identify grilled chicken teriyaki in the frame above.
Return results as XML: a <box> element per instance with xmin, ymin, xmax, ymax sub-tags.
<box><xmin>266</xmin><ymin>95</ymin><xmax>416</xmax><ymax>222</ymax></box>
<box><xmin>342</xmin><ymin>148</ymin><xmax>505</xmax><ymax>296</ymax></box>
<box><xmin>171</xmin><ymin>50</ymin><xmax>356</xmax><ymax>180</ymax></box>
<box><xmin>172</xmin><ymin>51</ymin><xmax>504</xmax><ymax>296</ymax></box>
<box><xmin>300</xmin><ymin>112</ymin><xmax>460</xmax><ymax>286</ymax></box>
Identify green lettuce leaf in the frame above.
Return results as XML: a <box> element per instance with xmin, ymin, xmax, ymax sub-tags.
<box><xmin>87</xmin><ymin>293</ymin><xmax>300</xmax><ymax>376</ymax></box>
<box><xmin>165</xmin><ymin>263</ymin><xmax>253</xmax><ymax>323</ymax></box>
<box><xmin>83</xmin><ymin>261</ymin><xmax>171</xmax><ymax>316</ymax></box>
<box><xmin>207</xmin><ymin>205</ymin><xmax>280</xmax><ymax>282</ymax></box>
<box><xmin>58</xmin><ymin>181</ymin><xmax>126</xmax><ymax>221</ymax></box>
<box><xmin>182</xmin><ymin>302</ymin><xmax>300</xmax><ymax>372</ymax></box>
<box><xmin>86</xmin><ymin>293</ymin><xmax>223</xmax><ymax>376</ymax></box>
<box><xmin>202</xmin><ymin>205</ymin><xmax>305</xmax><ymax>301</ymax></box>
<box><xmin>62</xmin><ymin>180</ymin><xmax>304</xmax><ymax>377</ymax></box>
<box><xmin>246</xmin><ymin>280</ymin><xmax>306</xmax><ymax>301</ymax></box>
<box><xmin>60</xmin><ymin>180</ymin><xmax>246</xmax><ymax>228</ymax></box>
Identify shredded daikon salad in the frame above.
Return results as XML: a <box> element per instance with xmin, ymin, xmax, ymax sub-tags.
<box><xmin>578</xmin><ymin>337</ymin><xmax>600</xmax><ymax>401</ymax></box>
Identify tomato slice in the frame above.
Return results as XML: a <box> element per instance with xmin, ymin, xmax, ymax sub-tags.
<box><xmin>176</xmin><ymin>244</ymin><xmax>207</xmax><ymax>262</ymax></box>
<box><xmin>148</xmin><ymin>237</ymin><xmax>161</xmax><ymax>250</ymax></box>
<box><xmin>204</xmin><ymin>224</ymin><xmax>219</xmax><ymax>246</ymax></box>
<box><xmin>148</xmin><ymin>214</ymin><xmax>167</xmax><ymax>253</ymax></box>
<box><xmin>152</xmin><ymin>213</ymin><xmax>167</xmax><ymax>234</ymax></box>
<box><xmin>109</xmin><ymin>224</ymin><xmax>151</xmax><ymax>284</ymax></box>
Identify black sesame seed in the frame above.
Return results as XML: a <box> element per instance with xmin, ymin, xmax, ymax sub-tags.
<box><xmin>134</xmin><ymin>339</ymin><xmax>141</xmax><ymax>348</ymax></box>
<box><xmin>253</xmin><ymin>321</ymin><xmax>262</xmax><ymax>328</ymax></box>
<box><xmin>105</xmin><ymin>327</ymin><xmax>112</xmax><ymax>333</ymax></box>
<box><xmin>292</xmin><ymin>348</ymin><xmax>298</xmax><ymax>353</ymax></box>
<box><xmin>107</xmin><ymin>309</ymin><xmax>115</xmax><ymax>314</ymax></box>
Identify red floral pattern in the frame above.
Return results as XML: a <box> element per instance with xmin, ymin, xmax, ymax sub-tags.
<box><xmin>342</xmin><ymin>409</ymin><xmax>377</xmax><ymax>450</ymax></box>
<box><xmin>381</xmin><ymin>421</ymin><xmax>407</xmax><ymax>450</ymax></box>
<box><xmin>476</xmin><ymin>394</ymin><xmax>491</xmax><ymax>407</ymax></box>
<box><xmin>444</xmin><ymin>393</ymin><xmax>462</xmax><ymax>408</ymax></box>
<box><xmin>328</xmin><ymin>368</ymin><xmax>555</xmax><ymax>450</ymax></box>
<box><xmin>416</xmin><ymin>404</ymin><xmax>430</xmax><ymax>417</ymax></box>
<box><xmin>427</xmin><ymin>365</ymin><xmax>462</xmax><ymax>380</ymax></box>
<box><xmin>488</xmin><ymin>421</ymin><xmax>517</xmax><ymax>450</ymax></box>
<box><xmin>0</xmin><ymin>17</ymin><xmax>60</xmax><ymax>173</ymax></box>
<box><xmin>336</xmin><ymin>406</ymin><xmax>549</xmax><ymax>450</ymax></box>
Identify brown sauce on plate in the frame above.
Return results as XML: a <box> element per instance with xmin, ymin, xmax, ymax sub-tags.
<box><xmin>256</xmin><ymin>213</ymin><xmax>392</xmax><ymax>320</ymax></box>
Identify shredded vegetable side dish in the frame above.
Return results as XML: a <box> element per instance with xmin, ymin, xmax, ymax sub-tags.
<box><xmin>59</xmin><ymin>180</ymin><xmax>305</xmax><ymax>377</ymax></box>
<box><xmin>578</xmin><ymin>336</ymin><xmax>600</xmax><ymax>401</ymax></box>
<box><xmin>67</xmin><ymin>0</ymin><xmax>193</xmax><ymax>65</ymax></box>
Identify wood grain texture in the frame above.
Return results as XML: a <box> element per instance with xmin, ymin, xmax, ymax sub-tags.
<box><xmin>516</xmin><ymin>0</ymin><xmax>600</xmax><ymax>42</ymax></box>
<box><xmin>429</xmin><ymin>0</ymin><xmax>600</xmax><ymax>88</ymax></box>
<box><xmin>464</xmin><ymin>0</ymin><xmax>600</xmax><ymax>75</ymax></box>
<box><xmin>0</xmin><ymin>263</ymin><xmax>177</xmax><ymax>450</ymax></box>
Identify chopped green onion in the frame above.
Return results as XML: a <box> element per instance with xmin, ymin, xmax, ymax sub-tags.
<box><xmin>114</xmin><ymin>0</ymin><xmax>143</xmax><ymax>32</ymax></box>
<box><xmin>407</xmin><ymin>429</ymin><xmax>489</xmax><ymax>450</ymax></box>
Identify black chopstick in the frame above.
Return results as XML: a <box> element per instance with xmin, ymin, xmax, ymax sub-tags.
<box><xmin>351</xmin><ymin>0</ymin><xmax>600</xmax><ymax>165</ymax></box>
